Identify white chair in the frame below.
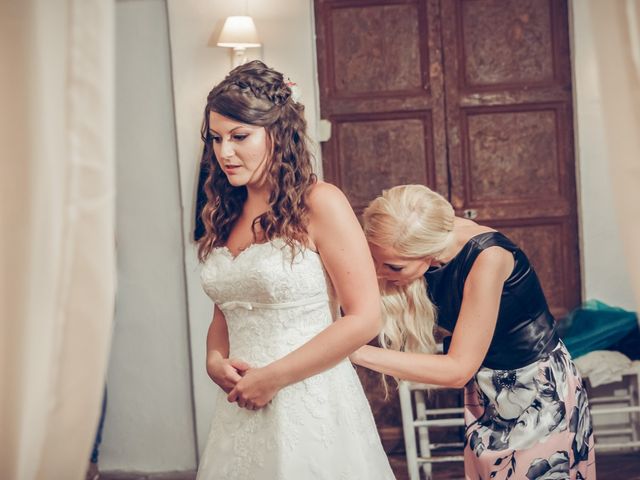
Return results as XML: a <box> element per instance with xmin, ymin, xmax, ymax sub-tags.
<box><xmin>584</xmin><ymin>363</ymin><xmax>640</xmax><ymax>452</ymax></box>
<box><xmin>399</xmin><ymin>381</ymin><xmax>465</xmax><ymax>480</ymax></box>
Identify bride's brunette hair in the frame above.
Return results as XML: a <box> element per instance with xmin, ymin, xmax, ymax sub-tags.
<box><xmin>197</xmin><ymin>60</ymin><xmax>317</xmax><ymax>262</ymax></box>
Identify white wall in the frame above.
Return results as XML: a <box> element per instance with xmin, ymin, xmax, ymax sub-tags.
<box><xmin>570</xmin><ymin>0</ymin><xmax>636</xmax><ymax>310</ymax></box>
<box><xmin>103</xmin><ymin>0</ymin><xmax>196</xmax><ymax>471</ymax></box>
<box><xmin>166</xmin><ymin>0</ymin><xmax>320</xmax><ymax>456</ymax></box>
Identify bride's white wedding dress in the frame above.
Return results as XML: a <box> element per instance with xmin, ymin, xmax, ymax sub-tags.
<box><xmin>198</xmin><ymin>239</ymin><xmax>395</xmax><ymax>480</ymax></box>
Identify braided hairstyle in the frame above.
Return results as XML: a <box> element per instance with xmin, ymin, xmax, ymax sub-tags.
<box><xmin>197</xmin><ymin>60</ymin><xmax>317</xmax><ymax>262</ymax></box>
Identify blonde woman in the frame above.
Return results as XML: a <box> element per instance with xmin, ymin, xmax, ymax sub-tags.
<box><xmin>353</xmin><ymin>184</ymin><xmax>595</xmax><ymax>479</ymax></box>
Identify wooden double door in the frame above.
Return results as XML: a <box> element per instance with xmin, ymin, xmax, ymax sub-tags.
<box><xmin>314</xmin><ymin>0</ymin><xmax>581</xmax><ymax>449</ymax></box>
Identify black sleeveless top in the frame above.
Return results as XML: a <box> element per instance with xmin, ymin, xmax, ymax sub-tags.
<box><xmin>424</xmin><ymin>231</ymin><xmax>559</xmax><ymax>370</ymax></box>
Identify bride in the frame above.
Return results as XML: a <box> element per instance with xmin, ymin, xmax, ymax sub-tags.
<box><xmin>195</xmin><ymin>60</ymin><xmax>395</xmax><ymax>480</ymax></box>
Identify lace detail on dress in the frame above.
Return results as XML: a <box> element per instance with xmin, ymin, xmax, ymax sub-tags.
<box><xmin>197</xmin><ymin>239</ymin><xmax>395</xmax><ymax>480</ymax></box>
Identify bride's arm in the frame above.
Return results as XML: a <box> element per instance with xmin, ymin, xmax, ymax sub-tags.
<box><xmin>227</xmin><ymin>182</ymin><xmax>381</xmax><ymax>409</ymax></box>
<box><xmin>206</xmin><ymin>305</ymin><xmax>248</xmax><ymax>393</ymax></box>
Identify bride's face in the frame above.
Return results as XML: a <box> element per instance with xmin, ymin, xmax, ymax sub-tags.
<box><xmin>368</xmin><ymin>241</ymin><xmax>433</xmax><ymax>286</ymax></box>
<box><xmin>208</xmin><ymin>111</ymin><xmax>272</xmax><ymax>189</ymax></box>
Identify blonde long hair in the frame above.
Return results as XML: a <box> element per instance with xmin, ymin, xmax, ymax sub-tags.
<box><xmin>363</xmin><ymin>185</ymin><xmax>455</xmax><ymax>359</ymax></box>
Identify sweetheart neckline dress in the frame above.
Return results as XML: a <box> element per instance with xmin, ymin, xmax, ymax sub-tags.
<box><xmin>197</xmin><ymin>239</ymin><xmax>396</xmax><ymax>480</ymax></box>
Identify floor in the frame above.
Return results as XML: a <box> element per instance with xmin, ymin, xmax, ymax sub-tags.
<box><xmin>99</xmin><ymin>451</ymin><xmax>640</xmax><ymax>479</ymax></box>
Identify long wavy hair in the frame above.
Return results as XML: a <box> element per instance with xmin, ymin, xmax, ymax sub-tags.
<box><xmin>363</xmin><ymin>185</ymin><xmax>455</xmax><ymax>360</ymax></box>
<box><xmin>197</xmin><ymin>61</ymin><xmax>316</xmax><ymax>261</ymax></box>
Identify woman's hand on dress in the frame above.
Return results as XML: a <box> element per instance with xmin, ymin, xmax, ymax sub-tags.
<box><xmin>206</xmin><ymin>355</ymin><xmax>251</xmax><ymax>393</ymax></box>
<box><xmin>227</xmin><ymin>366</ymin><xmax>283</xmax><ymax>410</ymax></box>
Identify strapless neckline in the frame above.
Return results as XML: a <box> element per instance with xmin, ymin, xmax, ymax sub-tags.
<box><xmin>211</xmin><ymin>238</ymin><xmax>318</xmax><ymax>262</ymax></box>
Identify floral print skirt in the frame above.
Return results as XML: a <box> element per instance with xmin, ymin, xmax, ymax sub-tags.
<box><xmin>464</xmin><ymin>341</ymin><xmax>596</xmax><ymax>479</ymax></box>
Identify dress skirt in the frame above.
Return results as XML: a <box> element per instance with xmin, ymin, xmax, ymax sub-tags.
<box><xmin>463</xmin><ymin>341</ymin><xmax>596</xmax><ymax>479</ymax></box>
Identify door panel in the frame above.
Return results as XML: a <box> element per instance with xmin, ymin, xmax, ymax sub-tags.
<box><xmin>496</xmin><ymin>220</ymin><xmax>576</xmax><ymax>314</ymax></box>
<box><xmin>334</xmin><ymin>112</ymin><xmax>436</xmax><ymax>209</ymax></box>
<box><xmin>330</xmin><ymin>4</ymin><xmax>425</xmax><ymax>96</ymax></box>
<box><xmin>315</xmin><ymin>0</ymin><xmax>449</xmax><ymax>212</ymax></box>
<box><xmin>441</xmin><ymin>0</ymin><xmax>580</xmax><ymax>318</ymax></box>
<box><xmin>459</xmin><ymin>0</ymin><xmax>556</xmax><ymax>88</ymax></box>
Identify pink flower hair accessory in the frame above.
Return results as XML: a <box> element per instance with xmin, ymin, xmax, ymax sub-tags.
<box><xmin>285</xmin><ymin>78</ymin><xmax>302</xmax><ymax>104</ymax></box>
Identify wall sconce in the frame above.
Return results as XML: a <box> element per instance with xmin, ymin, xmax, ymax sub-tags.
<box><xmin>217</xmin><ymin>16</ymin><xmax>261</xmax><ymax>69</ymax></box>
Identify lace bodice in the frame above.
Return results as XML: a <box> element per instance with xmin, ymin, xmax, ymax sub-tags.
<box><xmin>200</xmin><ymin>239</ymin><xmax>337</xmax><ymax>367</ymax></box>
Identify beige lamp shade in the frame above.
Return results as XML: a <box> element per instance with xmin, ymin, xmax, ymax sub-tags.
<box><xmin>217</xmin><ymin>16</ymin><xmax>261</xmax><ymax>48</ymax></box>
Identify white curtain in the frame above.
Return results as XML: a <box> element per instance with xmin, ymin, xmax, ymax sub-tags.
<box><xmin>0</xmin><ymin>1</ymin><xmax>115</xmax><ymax>479</ymax></box>
<box><xmin>586</xmin><ymin>0</ymin><xmax>640</xmax><ymax>311</ymax></box>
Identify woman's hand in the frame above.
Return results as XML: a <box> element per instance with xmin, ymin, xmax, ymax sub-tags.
<box><xmin>207</xmin><ymin>354</ymin><xmax>251</xmax><ymax>393</ymax></box>
<box><xmin>227</xmin><ymin>366</ymin><xmax>284</xmax><ymax>410</ymax></box>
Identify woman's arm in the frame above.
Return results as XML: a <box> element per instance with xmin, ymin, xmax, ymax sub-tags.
<box><xmin>206</xmin><ymin>305</ymin><xmax>248</xmax><ymax>393</ymax></box>
<box><xmin>227</xmin><ymin>182</ymin><xmax>382</xmax><ymax>408</ymax></box>
<box><xmin>352</xmin><ymin>246</ymin><xmax>514</xmax><ymax>388</ymax></box>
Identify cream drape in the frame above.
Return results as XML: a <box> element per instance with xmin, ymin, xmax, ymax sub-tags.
<box><xmin>586</xmin><ymin>0</ymin><xmax>640</xmax><ymax>311</ymax></box>
<box><xmin>0</xmin><ymin>1</ymin><xmax>115</xmax><ymax>479</ymax></box>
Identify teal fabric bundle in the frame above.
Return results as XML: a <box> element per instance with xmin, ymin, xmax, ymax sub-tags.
<box><xmin>558</xmin><ymin>299</ymin><xmax>638</xmax><ymax>359</ymax></box>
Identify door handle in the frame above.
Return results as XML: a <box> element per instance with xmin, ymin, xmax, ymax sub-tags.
<box><xmin>463</xmin><ymin>209</ymin><xmax>478</xmax><ymax>219</ymax></box>
<box><xmin>318</xmin><ymin>119</ymin><xmax>332</xmax><ymax>142</ymax></box>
